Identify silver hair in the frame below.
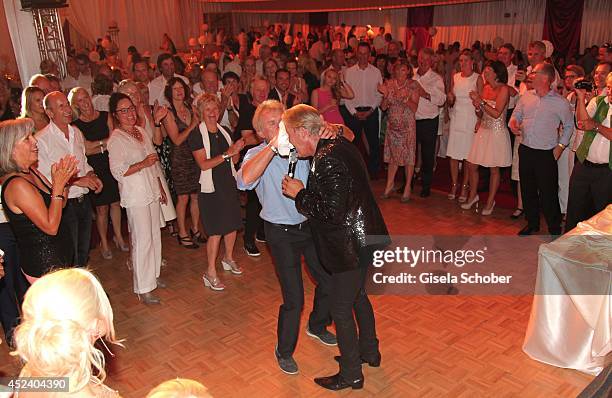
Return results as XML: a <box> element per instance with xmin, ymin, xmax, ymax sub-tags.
<box><xmin>0</xmin><ymin>118</ymin><xmax>35</xmax><ymax>176</ymax></box>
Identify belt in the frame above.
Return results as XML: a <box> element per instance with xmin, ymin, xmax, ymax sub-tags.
<box><xmin>269</xmin><ymin>221</ymin><xmax>309</xmax><ymax>230</ymax></box>
<box><xmin>583</xmin><ymin>160</ymin><xmax>609</xmax><ymax>168</ymax></box>
<box><xmin>355</xmin><ymin>106</ymin><xmax>373</xmax><ymax>112</ymax></box>
<box><xmin>68</xmin><ymin>194</ymin><xmax>87</xmax><ymax>204</ymax></box>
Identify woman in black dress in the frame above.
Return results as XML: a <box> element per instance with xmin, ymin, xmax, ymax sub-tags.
<box><xmin>69</xmin><ymin>87</ymin><xmax>128</xmax><ymax>260</ymax></box>
<box><xmin>0</xmin><ymin>118</ymin><xmax>76</xmax><ymax>283</ymax></box>
<box><xmin>162</xmin><ymin>77</ymin><xmax>202</xmax><ymax>249</ymax></box>
<box><xmin>188</xmin><ymin>93</ymin><xmax>244</xmax><ymax>291</ymax></box>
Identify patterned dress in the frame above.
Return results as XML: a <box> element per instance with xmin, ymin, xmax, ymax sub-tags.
<box><xmin>383</xmin><ymin>80</ymin><xmax>417</xmax><ymax>166</ymax></box>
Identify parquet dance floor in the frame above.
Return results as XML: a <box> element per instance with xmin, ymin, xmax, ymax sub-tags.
<box><xmin>0</xmin><ymin>183</ymin><xmax>594</xmax><ymax>397</ymax></box>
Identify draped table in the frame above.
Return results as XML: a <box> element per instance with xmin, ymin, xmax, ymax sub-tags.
<box><xmin>523</xmin><ymin>205</ymin><xmax>612</xmax><ymax>375</ymax></box>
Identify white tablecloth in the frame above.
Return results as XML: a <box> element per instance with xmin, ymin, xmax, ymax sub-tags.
<box><xmin>523</xmin><ymin>205</ymin><xmax>612</xmax><ymax>375</ymax></box>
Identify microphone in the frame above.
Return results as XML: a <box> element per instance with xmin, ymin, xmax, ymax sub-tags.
<box><xmin>287</xmin><ymin>148</ymin><xmax>298</xmax><ymax>178</ymax></box>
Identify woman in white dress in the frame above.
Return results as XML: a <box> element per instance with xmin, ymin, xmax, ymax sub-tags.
<box><xmin>107</xmin><ymin>93</ymin><xmax>168</xmax><ymax>305</ymax></box>
<box><xmin>463</xmin><ymin>60</ymin><xmax>512</xmax><ymax>215</ymax></box>
<box><xmin>446</xmin><ymin>49</ymin><xmax>483</xmax><ymax>201</ymax></box>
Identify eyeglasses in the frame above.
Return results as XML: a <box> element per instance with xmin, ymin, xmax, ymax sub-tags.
<box><xmin>564</xmin><ymin>74</ymin><xmax>578</xmax><ymax>79</ymax></box>
<box><xmin>115</xmin><ymin>106</ymin><xmax>136</xmax><ymax>115</ymax></box>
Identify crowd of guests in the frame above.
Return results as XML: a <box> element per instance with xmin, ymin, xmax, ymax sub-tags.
<box><xmin>0</xmin><ymin>22</ymin><xmax>610</xmax><ymax>395</ymax></box>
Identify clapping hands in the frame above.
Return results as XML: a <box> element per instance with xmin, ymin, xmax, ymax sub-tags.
<box><xmin>51</xmin><ymin>155</ymin><xmax>78</xmax><ymax>191</ymax></box>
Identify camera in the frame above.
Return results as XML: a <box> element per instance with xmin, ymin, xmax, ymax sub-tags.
<box><xmin>573</xmin><ymin>79</ymin><xmax>594</xmax><ymax>91</ymax></box>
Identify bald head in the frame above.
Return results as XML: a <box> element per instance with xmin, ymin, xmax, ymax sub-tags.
<box><xmin>29</xmin><ymin>74</ymin><xmax>52</xmax><ymax>94</ymax></box>
<box><xmin>44</xmin><ymin>91</ymin><xmax>73</xmax><ymax>127</ymax></box>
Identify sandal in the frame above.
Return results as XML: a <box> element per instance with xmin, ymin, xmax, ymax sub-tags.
<box><xmin>191</xmin><ymin>229</ymin><xmax>207</xmax><ymax>244</ymax></box>
<box><xmin>222</xmin><ymin>258</ymin><xmax>243</xmax><ymax>275</ymax></box>
<box><xmin>177</xmin><ymin>235</ymin><xmax>199</xmax><ymax>249</ymax></box>
<box><xmin>202</xmin><ymin>273</ymin><xmax>225</xmax><ymax>291</ymax></box>
<box><xmin>458</xmin><ymin>184</ymin><xmax>469</xmax><ymax>203</ymax></box>
<box><xmin>447</xmin><ymin>183</ymin><xmax>458</xmax><ymax>200</ymax></box>
<box><xmin>510</xmin><ymin>208</ymin><xmax>524</xmax><ymax>219</ymax></box>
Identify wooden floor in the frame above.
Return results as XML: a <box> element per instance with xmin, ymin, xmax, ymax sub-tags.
<box><xmin>0</xmin><ymin>182</ymin><xmax>594</xmax><ymax>397</ymax></box>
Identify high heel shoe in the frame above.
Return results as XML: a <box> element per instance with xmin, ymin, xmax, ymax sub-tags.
<box><xmin>380</xmin><ymin>186</ymin><xmax>395</xmax><ymax>199</ymax></box>
<box><xmin>460</xmin><ymin>195</ymin><xmax>479</xmax><ymax>210</ymax></box>
<box><xmin>447</xmin><ymin>183</ymin><xmax>458</xmax><ymax>200</ymax></box>
<box><xmin>481</xmin><ymin>201</ymin><xmax>496</xmax><ymax>216</ymax></box>
<box><xmin>400</xmin><ymin>192</ymin><xmax>411</xmax><ymax>203</ymax></box>
<box><xmin>202</xmin><ymin>273</ymin><xmax>225</xmax><ymax>291</ymax></box>
<box><xmin>510</xmin><ymin>208</ymin><xmax>524</xmax><ymax>219</ymax></box>
<box><xmin>458</xmin><ymin>184</ymin><xmax>469</xmax><ymax>203</ymax></box>
<box><xmin>100</xmin><ymin>242</ymin><xmax>112</xmax><ymax>260</ymax></box>
<box><xmin>156</xmin><ymin>278</ymin><xmax>167</xmax><ymax>288</ymax></box>
<box><xmin>138</xmin><ymin>292</ymin><xmax>161</xmax><ymax>305</ymax></box>
<box><xmin>177</xmin><ymin>235</ymin><xmax>199</xmax><ymax>249</ymax></box>
<box><xmin>191</xmin><ymin>229</ymin><xmax>207</xmax><ymax>244</ymax></box>
<box><xmin>113</xmin><ymin>237</ymin><xmax>129</xmax><ymax>252</ymax></box>
<box><xmin>221</xmin><ymin>258</ymin><xmax>243</xmax><ymax>275</ymax></box>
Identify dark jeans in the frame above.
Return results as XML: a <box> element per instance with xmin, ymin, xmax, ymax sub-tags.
<box><xmin>265</xmin><ymin>221</ymin><xmax>332</xmax><ymax>358</ymax></box>
<box><xmin>416</xmin><ymin>117</ymin><xmax>439</xmax><ymax>193</ymax></box>
<box><xmin>244</xmin><ymin>189</ymin><xmax>263</xmax><ymax>246</ymax></box>
<box><xmin>518</xmin><ymin>144</ymin><xmax>562</xmax><ymax>234</ymax></box>
<box><xmin>346</xmin><ymin>108</ymin><xmax>380</xmax><ymax>176</ymax></box>
<box><xmin>565</xmin><ymin>160</ymin><xmax>612</xmax><ymax>232</ymax></box>
<box><xmin>63</xmin><ymin>198</ymin><xmax>93</xmax><ymax>266</ymax></box>
<box><xmin>0</xmin><ymin>223</ymin><xmax>27</xmax><ymax>346</ymax></box>
<box><xmin>332</xmin><ymin>249</ymin><xmax>379</xmax><ymax>382</ymax></box>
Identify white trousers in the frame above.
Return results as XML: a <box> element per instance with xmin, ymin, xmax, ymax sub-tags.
<box><xmin>127</xmin><ymin>201</ymin><xmax>162</xmax><ymax>294</ymax></box>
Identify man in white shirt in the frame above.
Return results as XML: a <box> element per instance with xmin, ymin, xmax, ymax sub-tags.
<box><xmin>148</xmin><ymin>53</ymin><xmax>189</xmax><ymax>107</ymax></box>
<box><xmin>343</xmin><ymin>42</ymin><xmax>383</xmax><ymax>177</ymax></box>
<box><xmin>61</xmin><ymin>58</ymin><xmax>82</xmax><ymax>94</ymax></box>
<box><xmin>132</xmin><ymin>60</ymin><xmax>151</xmax><ymax>84</ymax></box>
<box><xmin>566</xmin><ymin>72</ymin><xmax>612</xmax><ymax>232</ymax></box>
<box><xmin>37</xmin><ymin>92</ymin><xmax>103</xmax><ymax>267</ymax></box>
<box><xmin>373</xmin><ymin>27</ymin><xmax>386</xmax><ymax>54</ymax></box>
<box><xmin>517</xmin><ymin>41</ymin><xmax>560</xmax><ymax>95</ymax></box>
<box><xmin>75</xmin><ymin>54</ymin><xmax>94</xmax><ymax>95</ymax></box>
<box><xmin>414</xmin><ymin>47</ymin><xmax>446</xmax><ymax>197</ymax></box>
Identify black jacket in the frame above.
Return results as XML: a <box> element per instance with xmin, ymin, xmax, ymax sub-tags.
<box><xmin>295</xmin><ymin>137</ymin><xmax>389</xmax><ymax>273</ymax></box>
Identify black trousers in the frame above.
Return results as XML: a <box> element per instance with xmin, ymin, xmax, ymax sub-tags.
<box><xmin>332</xmin><ymin>249</ymin><xmax>379</xmax><ymax>382</ymax></box>
<box><xmin>416</xmin><ymin>117</ymin><xmax>439</xmax><ymax>192</ymax></box>
<box><xmin>565</xmin><ymin>160</ymin><xmax>612</xmax><ymax>232</ymax></box>
<box><xmin>244</xmin><ymin>189</ymin><xmax>263</xmax><ymax>246</ymax></box>
<box><xmin>0</xmin><ymin>223</ymin><xmax>27</xmax><ymax>347</ymax></box>
<box><xmin>518</xmin><ymin>144</ymin><xmax>562</xmax><ymax>234</ymax></box>
<box><xmin>63</xmin><ymin>198</ymin><xmax>93</xmax><ymax>267</ymax></box>
<box><xmin>264</xmin><ymin>221</ymin><xmax>332</xmax><ymax>358</ymax></box>
<box><xmin>345</xmin><ymin>108</ymin><xmax>380</xmax><ymax>176</ymax></box>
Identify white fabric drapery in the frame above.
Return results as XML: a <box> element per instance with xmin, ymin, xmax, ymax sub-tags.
<box><xmin>431</xmin><ymin>0</ymin><xmax>546</xmax><ymax>53</ymax></box>
<box><xmin>580</xmin><ymin>0</ymin><xmax>612</xmax><ymax>52</ymax></box>
<box><xmin>328</xmin><ymin>9</ymin><xmax>409</xmax><ymax>48</ymax></box>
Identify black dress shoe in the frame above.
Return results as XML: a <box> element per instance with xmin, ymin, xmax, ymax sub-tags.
<box><xmin>420</xmin><ymin>188</ymin><xmax>431</xmax><ymax>198</ymax></box>
<box><xmin>518</xmin><ymin>225</ymin><xmax>540</xmax><ymax>236</ymax></box>
<box><xmin>314</xmin><ymin>373</ymin><xmax>363</xmax><ymax>391</ymax></box>
<box><xmin>244</xmin><ymin>243</ymin><xmax>261</xmax><ymax>256</ymax></box>
<box><xmin>334</xmin><ymin>354</ymin><xmax>381</xmax><ymax>367</ymax></box>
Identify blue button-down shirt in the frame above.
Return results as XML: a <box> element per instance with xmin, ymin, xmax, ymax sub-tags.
<box><xmin>510</xmin><ymin>89</ymin><xmax>575</xmax><ymax>150</ymax></box>
<box><xmin>236</xmin><ymin>142</ymin><xmax>308</xmax><ymax>225</ymax></box>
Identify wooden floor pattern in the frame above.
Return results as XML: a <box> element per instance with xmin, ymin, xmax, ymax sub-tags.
<box><xmin>0</xmin><ymin>182</ymin><xmax>594</xmax><ymax>397</ymax></box>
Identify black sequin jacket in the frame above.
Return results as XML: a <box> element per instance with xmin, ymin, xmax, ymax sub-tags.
<box><xmin>295</xmin><ymin>137</ymin><xmax>390</xmax><ymax>273</ymax></box>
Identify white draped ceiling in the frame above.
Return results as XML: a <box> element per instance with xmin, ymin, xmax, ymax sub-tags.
<box><xmin>431</xmin><ymin>0</ymin><xmax>546</xmax><ymax>52</ymax></box>
<box><xmin>580</xmin><ymin>0</ymin><xmax>612</xmax><ymax>50</ymax></box>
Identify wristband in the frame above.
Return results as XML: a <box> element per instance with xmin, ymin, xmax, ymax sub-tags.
<box><xmin>51</xmin><ymin>194</ymin><xmax>65</xmax><ymax>201</ymax></box>
<box><xmin>268</xmin><ymin>144</ymin><xmax>279</xmax><ymax>155</ymax></box>
<box><xmin>557</xmin><ymin>143</ymin><xmax>566</xmax><ymax>149</ymax></box>
<box><xmin>155</xmin><ymin>122</ymin><xmax>162</xmax><ymax>128</ymax></box>
<box><xmin>222</xmin><ymin>152</ymin><xmax>230</xmax><ymax>161</ymax></box>
<box><xmin>594</xmin><ymin>124</ymin><xmax>600</xmax><ymax>132</ymax></box>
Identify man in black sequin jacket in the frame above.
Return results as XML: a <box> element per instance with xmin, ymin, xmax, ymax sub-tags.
<box><xmin>282</xmin><ymin>104</ymin><xmax>389</xmax><ymax>391</ymax></box>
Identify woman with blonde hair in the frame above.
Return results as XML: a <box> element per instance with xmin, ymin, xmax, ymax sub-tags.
<box><xmin>12</xmin><ymin>268</ymin><xmax>122</xmax><ymax>397</ymax></box>
<box><xmin>69</xmin><ymin>87</ymin><xmax>127</xmax><ymax>259</ymax></box>
<box><xmin>311</xmin><ymin>68</ymin><xmax>354</xmax><ymax>124</ymax></box>
<box><xmin>19</xmin><ymin>86</ymin><xmax>49</xmax><ymax>131</ymax></box>
<box><xmin>146</xmin><ymin>378</ymin><xmax>212</xmax><ymax>398</ymax></box>
<box><xmin>187</xmin><ymin>93</ymin><xmax>244</xmax><ymax>291</ymax></box>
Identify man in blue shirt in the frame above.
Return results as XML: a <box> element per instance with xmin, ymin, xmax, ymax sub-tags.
<box><xmin>236</xmin><ymin>100</ymin><xmax>336</xmax><ymax>376</ymax></box>
<box><xmin>510</xmin><ymin>63</ymin><xmax>575</xmax><ymax>236</ymax></box>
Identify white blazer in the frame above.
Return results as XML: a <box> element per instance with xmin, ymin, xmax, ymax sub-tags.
<box><xmin>107</xmin><ymin>126</ymin><xmax>160</xmax><ymax>208</ymax></box>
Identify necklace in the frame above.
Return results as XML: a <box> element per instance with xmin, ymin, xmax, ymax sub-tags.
<box><xmin>396</xmin><ymin>79</ymin><xmax>409</xmax><ymax>91</ymax></box>
<box><xmin>121</xmin><ymin>126</ymin><xmax>143</xmax><ymax>142</ymax></box>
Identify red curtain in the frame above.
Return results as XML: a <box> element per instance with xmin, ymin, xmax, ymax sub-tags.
<box><xmin>542</xmin><ymin>0</ymin><xmax>584</xmax><ymax>57</ymax></box>
<box><xmin>408</xmin><ymin>6</ymin><xmax>433</xmax><ymax>51</ymax></box>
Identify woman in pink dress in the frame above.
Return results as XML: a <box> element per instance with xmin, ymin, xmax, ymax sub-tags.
<box><xmin>378</xmin><ymin>61</ymin><xmax>420</xmax><ymax>202</ymax></box>
<box><xmin>311</xmin><ymin>69</ymin><xmax>354</xmax><ymax>124</ymax></box>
